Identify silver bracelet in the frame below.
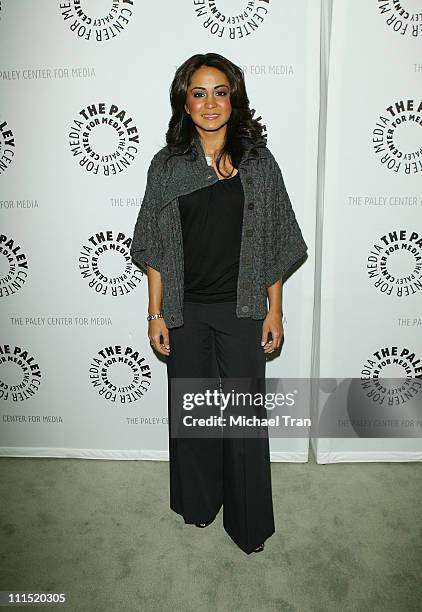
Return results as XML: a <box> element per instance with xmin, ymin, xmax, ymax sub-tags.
<box><xmin>147</xmin><ymin>312</ymin><xmax>163</xmax><ymax>321</ymax></box>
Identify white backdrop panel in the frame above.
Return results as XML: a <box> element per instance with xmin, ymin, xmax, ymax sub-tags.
<box><xmin>0</xmin><ymin>0</ymin><xmax>318</xmax><ymax>460</ymax></box>
<box><xmin>314</xmin><ymin>0</ymin><xmax>422</xmax><ymax>463</ymax></box>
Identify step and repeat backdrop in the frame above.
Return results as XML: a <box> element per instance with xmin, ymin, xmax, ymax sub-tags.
<box><xmin>0</xmin><ymin>1</ymin><xmax>318</xmax><ymax>460</ymax></box>
<box><xmin>314</xmin><ymin>0</ymin><xmax>422</xmax><ymax>463</ymax></box>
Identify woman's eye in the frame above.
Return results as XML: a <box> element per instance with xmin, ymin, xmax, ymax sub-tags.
<box><xmin>191</xmin><ymin>90</ymin><xmax>228</xmax><ymax>97</ymax></box>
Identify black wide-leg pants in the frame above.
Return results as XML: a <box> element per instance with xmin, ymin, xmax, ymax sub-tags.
<box><xmin>165</xmin><ymin>300</ymin><xmax>275</xmax><ymax>554</ymax></box>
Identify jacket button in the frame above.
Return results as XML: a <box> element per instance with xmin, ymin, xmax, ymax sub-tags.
<box><xmin>241</xmin><ymin>305</ymin><xmax>249</xmax><ymax>313</ymax></box>
<box><xmin>245</xmin><ymin>229</ymin><xmax>253</xmax><ymax>237</ymax></box>
<box><xmin>246</xmin><ymin>176</ymin><xmax>253</xmax><ymax>184</ymax></box>
<box><xmin>248</xmin><ymin>202</ymin><xmax>254</xmax><ymax>210</ymax></box>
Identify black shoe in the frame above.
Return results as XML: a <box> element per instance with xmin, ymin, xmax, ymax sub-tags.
<box><xmin>253</xmin><ymin>543</ymin><xmax>264</xmax><ymax>553</ymax></box>
<box><xmin>195</xmin><ymin>518</ymin><xmax>213</xmax><ymax>528</ymax></box>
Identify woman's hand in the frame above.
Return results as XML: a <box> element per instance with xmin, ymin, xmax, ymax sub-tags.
<box><xmin>261</xmin><ymin>311</ymin><xmax>284</xmax><ymax>354</ymax></box>
<box><xmin>148</xmin><ymin>319</ymin><xmax>170</xmax><ymax>356</ymax></box>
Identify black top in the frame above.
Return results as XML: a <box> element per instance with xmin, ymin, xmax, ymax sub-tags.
<box><xmin>178</xmin><ymin>172</ymin><xmax>244</xmax><ymax>303</ymax></box>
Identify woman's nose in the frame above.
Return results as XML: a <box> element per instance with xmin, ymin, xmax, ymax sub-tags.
<box><xmin>204</xmin><ymin>95</ymin><xmax>217</xmax><ymax>108</ymax></box>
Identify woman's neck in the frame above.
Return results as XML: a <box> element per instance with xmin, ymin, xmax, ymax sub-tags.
<box><xmin>196</xmin><ymin>127</ymin><xmax>226</xmax><ymax>156</ymax></box>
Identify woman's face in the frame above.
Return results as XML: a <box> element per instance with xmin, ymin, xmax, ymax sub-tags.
<box><xmin>184</xmin><ymin>65</ymin><xmax>232</xmax><ymax>135</ymax></box>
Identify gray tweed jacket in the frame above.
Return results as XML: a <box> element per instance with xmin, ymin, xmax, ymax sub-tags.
<box><xmin>130</xmin><ymin>133</ymin><xmax>308</xmax><ymax>329</ymax></box>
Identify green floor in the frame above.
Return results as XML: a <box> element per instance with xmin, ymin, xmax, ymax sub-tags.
<box><xmin>1</xmin><ymin>451</ymin><xmax>421</xmax><ymax>611</ymax></box>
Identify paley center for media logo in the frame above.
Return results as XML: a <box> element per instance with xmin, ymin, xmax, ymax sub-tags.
<box><xmin>78</xmin><ymin>230</ymin><xmax>142</xmax><ymax>296</ymax></box>
<box><xmin>372</xmin><ymin>98</ymin><xmax>422</xmax><ymax>175</ymax></box>
<box><xmin>68</xmin><ymin>102</ymin><xmax>140</xmax><ymax>175</ymax></box>
<box><xmin>361</xmin><ymin>345</ymin><xmax>422</xmax><ymax>382</ymax></box>
<box><xmin>377</xmin><ymin>0</ymin><xmax>422</xmax><ymax>38</ymax></box>
<box><xmin>59</xmin><ymin>0</ymin><xmax>135</xmax><ymax>41</ymax></box>
<box><xmin>89</xmin><ymin>344</ymin><xmax>153</xmax><ymax>403</ymax></box>
<box><xmin>316</xmin><ymin>344</ymin><xmax>422</xmax><ymax>439</ymax></box>
<box><xmin>0</xmin><ymin>344</ymin><xmax>42</xmax><ymax>402</ymax></box>
<box><xmin>193</xmin><ymin>0</ymin><xmax>270</xmax><ymax>39</ymax></box>
<box><xmin>0</xmin><ymin>119</ymin><xmax>15</xmax><ymax>176</ymax></box>
<box><xmin>346</xmin><ymin>345</ymin><xmax>422</xmax><ymax>436</ymax></box>
<box><xmin>0</xmin><ymin>233</ymin><xmax>29</xmax><ymax>298</ymax></box>
<box><xmin>366</xmin><ymin>229</ymin><xmax>422</xmax><ymax>297</ymax></box>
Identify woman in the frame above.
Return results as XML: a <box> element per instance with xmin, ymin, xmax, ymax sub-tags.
<box><xmin>130</xmin><ymin>52</ymin><xmax>308</xmax><ymax>555</ymax></box>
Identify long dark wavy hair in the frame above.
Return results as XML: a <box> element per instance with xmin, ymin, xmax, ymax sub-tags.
<box><xmin>165</xmin><ymin>52</ymin><xmax>267</xmax><ymax>178</ymax></box>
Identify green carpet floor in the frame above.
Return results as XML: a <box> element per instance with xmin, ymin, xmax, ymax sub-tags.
<box><xmin>1</xmin><ymin>451</ymin><xmax>421</xmax><ymax>611</ymax></box>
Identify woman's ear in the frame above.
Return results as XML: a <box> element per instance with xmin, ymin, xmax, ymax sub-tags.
<box><xmin>184</xmin><ymin>104</ymin><xmax>190</xmax><ymax>115</ymax></box>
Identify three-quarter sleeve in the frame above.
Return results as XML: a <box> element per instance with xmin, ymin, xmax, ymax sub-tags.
<box><xmin>130</xmin><ymin>159</ymin><xmax>164</xmax><ymax>275</ymax></box>
<box><xmin>264</xmin><ymin>154</ymin><xmax>308</xmax><ymax>287</ymax></box>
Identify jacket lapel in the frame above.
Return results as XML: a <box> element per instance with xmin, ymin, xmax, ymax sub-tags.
<box><xmin>158</xmin><ymin>133</ymin><xmax>269</xmax><ymax>214</ymax></box>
